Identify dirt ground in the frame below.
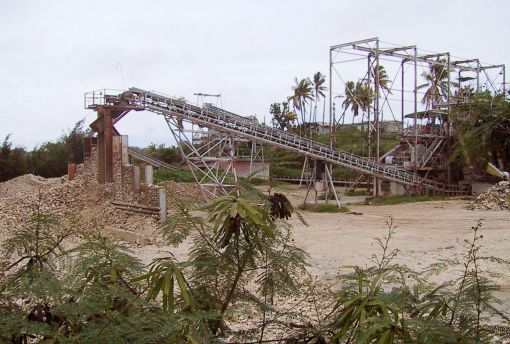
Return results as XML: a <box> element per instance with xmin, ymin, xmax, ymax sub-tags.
<box><xmin>132</xmin><ymin>186</ymin><xmax>510</xmax><ymax>313</ymax></box>
<box><xmin>2</xmin><ymin>176</ymin><xmax>509</xmax><ymax>315</ymax></box>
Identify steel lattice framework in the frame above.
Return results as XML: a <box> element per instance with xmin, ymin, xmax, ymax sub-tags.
<box><xmin>328</xmin><ymin>37</ymin><xmax>506</xmax><ymax>193</ymax></box>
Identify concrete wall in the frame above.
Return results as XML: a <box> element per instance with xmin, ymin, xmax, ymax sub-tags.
<box><xmin>471</xmin><ymin>182</ymin><xmax>493</xmax><ymax>196</ymax></box>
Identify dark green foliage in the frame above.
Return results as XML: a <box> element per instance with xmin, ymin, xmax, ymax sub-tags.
<box><xmin>0</xmin><ymin>201</ymin><xmax>212</xmax><ymax>343</ymax></box>
<box><xmin>270</xmin><ymin>102</ymin><xmax>297</xmax><ymax>131</ymax></box>
<box><xmin>162</xmin><ymin>190</ymin><xmax>309</xmax><ymax>339</ymax></box>
<box><xmin>153</xmin><ymin>168</ymin><xmax>196</xmax><ymax>183</ymax></box>
<box><xmin>142</xmin><ymin>143</ymin><xmax>182</xmax><ymax>165</ymax></box>
<box><xmin>0</xmin><ymin>135</ymin><xmax>29</xmax><ymax>182</ymax></box>
<box><xmin>28</xmin><ymin>119</ymin><xmax>90</xmax><ymax>178</ymax></box>
<box><xmin>451</xmin><ymin>92</ymin><xmax>510</xmax><ymax>173</ymax></box>
<box><xmin>0</xmin><ymin>120</ymin><xmax>90</xmax><ymax>181</ymax></box>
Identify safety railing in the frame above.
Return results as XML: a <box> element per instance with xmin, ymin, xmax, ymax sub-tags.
<box><xmin>124</xmin><ymin>88</ymin><xmax>466</xmax><ymax>193</ymax></box>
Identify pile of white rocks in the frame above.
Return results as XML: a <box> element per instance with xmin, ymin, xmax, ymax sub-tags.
<box><xmin>469</xmin><ymin>181</ymin><xmax>510</xmax><ymax>211</ymax></box>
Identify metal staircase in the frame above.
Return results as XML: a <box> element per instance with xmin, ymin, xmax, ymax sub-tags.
<box><xmin>127</xmin><ymin>147</ymin><xmax>177</xmax><ymax>170</ymax></box>
<box><xmin>122</xmin><ymin>87</ymin><xmax>465</xmax><ymax>194</ymax></box>
<box><xmin>419</xmin><ymin>137</ymin><xmax>444</xmax><ymax>167</ymax></box>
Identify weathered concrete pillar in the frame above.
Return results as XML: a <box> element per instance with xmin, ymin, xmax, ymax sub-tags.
<box><xmin>68</xmin><ymin>163</ymin><xmax>76</xmax><ymax>181</ymax></box>
<box><xmin>97</xmin><ymin>129</ymin><xmax>105</xmax><ymax>184</ymax></box>
<box><xmin>145</xmin><ymin>165</ymin><xmax>153</xmax><ymax>185</ymax></box>
<box><xmin>83</xmin><ymin>137</ymin><xmax>93</xmax><ymax>159</ymax></box>
<box><xmin>133</xmin><ymin>166</ymin><xmax>140</xmax><ymax>192</ymax></box>
<box><xmin>121</xmin><ymin>135</ymin><xmax>129</xmax><ymax>165</ymax></box>
<box><xmin>159</xmin><ymin>187</ymin><xmax>167</xmax><ymax>223</ymax></box>
<box><xmin>104</xmin><ymin>113</ymin><xmax>114</xmax><ymax>183</ymax></box>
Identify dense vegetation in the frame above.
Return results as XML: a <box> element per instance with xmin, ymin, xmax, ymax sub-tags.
<box><xmin>451</xmin><ymin>92</ymin><xmax>510</xmax><ymax>175</ymax></box>
<box><xmin>0</xmin><ymin>121</ymin><xmax>89</xmax><ymax>181</ymax></box>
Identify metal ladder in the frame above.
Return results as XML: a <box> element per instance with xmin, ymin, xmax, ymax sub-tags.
<box><xmin>125</xmin><ymin>88</ymin><xmax>466</xmax><ymax>194</ymax></box>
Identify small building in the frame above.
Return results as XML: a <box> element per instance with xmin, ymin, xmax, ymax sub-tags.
<box><xmin>341</xmin><ymin>120</ymin><xmax>403</xmax><ymax>133</ymax></box>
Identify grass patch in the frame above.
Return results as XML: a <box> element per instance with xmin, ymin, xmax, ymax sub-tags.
<box><xmin>298</xmin><ymin>203</ymin><xmax>350</xmax><ymax>213</ymax></box>
<box><xmin>365</xmin><ymin>195</ymin><xmax>446</xmax><ymax>206</ymax></box>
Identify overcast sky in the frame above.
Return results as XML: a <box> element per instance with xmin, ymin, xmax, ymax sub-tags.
<box><xmin>1</xmin><ymin>0</ymin><xmax>509</xmax><ymax>149</ymax></box>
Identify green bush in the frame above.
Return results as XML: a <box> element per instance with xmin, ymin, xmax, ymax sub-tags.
<box><xmin>153</xmin><ymin>168</ymin><xmax>196</xmax><ymax>183</ymax></box>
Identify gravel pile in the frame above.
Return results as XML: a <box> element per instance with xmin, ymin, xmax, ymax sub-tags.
<box><xmin>161</xmin><ymin>180</ymin><xmax>203</xmax><ymax>209</ymax></box>
<box><xmin>469</xmin><ymin>181</ymin><xmax>510</xmax><ymax>211</ymax></box>
<box><xmin>0</xmin><ymin>174</ymin><xmax>63</xmax><ymax>199</ymax></box>
<box><xmin>0</xmin><ymin>173</ymin><xmax>160</xmax><ymax>240</ymax></box>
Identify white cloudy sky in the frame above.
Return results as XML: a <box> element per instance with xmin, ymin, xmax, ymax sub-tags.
<box><xmin>1</xmin><ymin>0</ymin><xmax>509</xmax><ymax>148</ymax></box>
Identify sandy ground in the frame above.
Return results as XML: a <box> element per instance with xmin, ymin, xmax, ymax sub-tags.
<box><xmin>130</xmin><ymin>186</ymin><xmax>510</xmax><ymax>313</ymax></box>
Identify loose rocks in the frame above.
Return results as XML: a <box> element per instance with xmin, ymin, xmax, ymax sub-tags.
<box><xmin>468</xmin><ymin>181</ymin><xmax>510</xmax><ymax>211</ymax></box>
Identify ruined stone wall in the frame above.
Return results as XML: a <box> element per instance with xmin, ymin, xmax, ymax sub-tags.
<box><xmin>81</xmin><ymin>136</ymin><xmax>160</xmax><ymax>208</ymax></box>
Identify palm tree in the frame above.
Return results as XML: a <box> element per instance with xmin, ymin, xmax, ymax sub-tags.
<box><xmin>372</xmin><ymin>65</ymin><xmax>392</xmax><ymax>95</ymax></box>
<box><xmin>416</xmin><ymin>59</ymin><xmax>451</xmax><ymax>109</ymax></box>
<box><xmin>343</xmin><ymin>81</ymin><xmax>373</xmax><ymax>122</ymax></box>
<box><xmin>342</xmin><ymin>81</ymin><xmax>359</xmax><ymax>118</ymax></box>
<box><xmin>289</xmin><ymin>78</ymin><xmax>313</xmax><ymax>136</ymax></box>
<box><xmin>312</xmin><ymin>72</ymin><xmax>327</xmax><ymax>127</ymax></box>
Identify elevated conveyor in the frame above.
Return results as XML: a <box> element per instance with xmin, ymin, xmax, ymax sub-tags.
<box><xmin>86</xmin><ymin>88</ymin><xmax>467</xmax><ymax>195</ymax></box>
<box><xmin>120</xmin><ymin>88</ymin><xmax>467</xmax><ymax>194</ymax></box>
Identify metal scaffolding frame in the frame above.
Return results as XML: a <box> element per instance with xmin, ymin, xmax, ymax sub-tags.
<box><xmin>165</xmin><ymin>116</ymin><xmax>238</xmax><ymax>201</ymax></box>
<box><xmin>329</xmin><ymin>37</ymin><xmax>506</xmax><ymax>194</ymax></box>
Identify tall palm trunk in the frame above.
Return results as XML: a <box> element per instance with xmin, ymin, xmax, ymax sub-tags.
<box><xmin>322</xmin><ymin>97</ymin><xmax>326</xmax><ymax>128</ymax></box>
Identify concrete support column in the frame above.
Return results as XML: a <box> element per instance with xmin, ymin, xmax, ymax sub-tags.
<box><xmin>104</xmin><ymin>113</ymin><xmax>113</xmax><ymax>183</ymax></box>
<box><xmin>159</xmin><ymin>187</ymin><xmax>167</xmax><ymax>223</ymax></box>
<box><xmin>145</xmin><ymin>165</ymin><xmax>153</xmax><ymax>185</ymax></box>
<box><xmin>96</xmin><ymin>111</ymin><xmax>114</xmax><ymax>184</ymax></box>
<box><xmin>97</xmin><ymin>129</ymin><xmax>105</xmax><ymax>184</ymax></box>
<box><xmin>133</xmin><ymin>166</ymin><xmax>140</xmax><ymax>192</ymax></box>
<box><xmin>68</xmin><ymin>163</ymin><xmax>76</xmax><ymax>181</ymax></box>
<box><xmin>121</xmin><ymin>135</ymin><xmax>129</xmax><ymax>165</ymax></box>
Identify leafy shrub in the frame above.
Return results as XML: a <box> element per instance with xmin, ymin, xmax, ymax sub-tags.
<box><xmin>153</xmin><ymin>168</ymin><xmax>196</xmax><ymax>183</ymax></box>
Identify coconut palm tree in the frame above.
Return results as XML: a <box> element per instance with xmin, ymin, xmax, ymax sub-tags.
<box><xmin>416</xmin><ymin>59</ymin><xmax>451</xmax><ymax>109</ymax></box>
<box><xmin>372</xmin><ymin>65</ymin><xmax>392</xmax><ymax>94</ymax></box>
<box><xmin>312</xmin><ymin>72</ymin><xmax>327</xmax><ymax>127</ymax></box>
<box><xmin>342</xmin><ymin>81</ymin><xmax>359</xmax><ymax>118</ymax></box>
<box><xmin>289</xmin><ymin>77</ymin><xmax>313</xmax><ymax>136</ymax></box>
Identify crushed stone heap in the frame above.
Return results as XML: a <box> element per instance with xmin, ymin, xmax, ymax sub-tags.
<box><xmin>0</xmin><ymin>172</ymin><xmax>159</xmax><ymax>239</ymax></box>
<box><xmin>0</xmin><ymin>174</ymin><xmax>63</xmax><ymax>199</ymax></box>
<box><xmin>468</xmin><ymin>181</ymin><xmax>510</xmax><ymax>211</ymax></box>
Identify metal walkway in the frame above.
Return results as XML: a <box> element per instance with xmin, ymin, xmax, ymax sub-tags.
<box><xmin>127</xmin><ymin>147</ymin><xmax>177</xmax><ymax>170</ymax></box>
<box><xmin>123</xmin><ymin>87</ymin><xmax>466</xmax><ymax>194</ymax></box>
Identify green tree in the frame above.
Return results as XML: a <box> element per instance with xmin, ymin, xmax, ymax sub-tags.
<box><xmin>270</xmin><ymin>102</ymin><xmax>296</xmax><ymax>131</ymax></box>
<box><xmin>312</xmin><ymin>71</ymin><xmax>327</xmax><ymax>127</ymax></box>
<box><xmin>372</xmin><ymin>64</ymin><xmax>392</xmax><ymax>95</ymax></box>
<box><xmin>288</xmin><ymin>77</ymin><xmax>314</xmax><ymax>135</ymax></box>
<box><xmin>144</xmin><ymin>143</ymin><xmax>181</xmax><ymax>164</ymax></box>
<box><xmin>451</xmin><ymin>92</ymin><xmax>510</xmax><ymax>176</ymax></box>
<box><xmin>0</xmin><ymin>135</ymin><xmax>28</xmax><ymax>182</ymax></box>
<box><xmin>27</xmin><ymin>120</ymin><xmax>90</xmax><ymax>178</ymax></box>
